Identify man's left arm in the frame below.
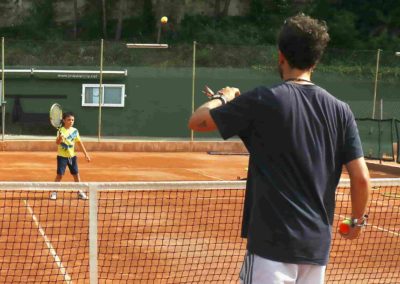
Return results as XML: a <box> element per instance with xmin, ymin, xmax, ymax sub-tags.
<box><xmin>188</xmin><ymin>87</ymin><xmax>240</xmax><ymax>132</ymax></box>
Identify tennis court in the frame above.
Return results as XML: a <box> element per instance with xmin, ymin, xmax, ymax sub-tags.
<box><xmin>0</xmin><ymin>149</ymin><xmax>399</xmax><ymax>283</ymax></box>
<box><xmin>0</xmin><ymin>150</ymin><xmax>398</xmax><ymax>182</ymax></box>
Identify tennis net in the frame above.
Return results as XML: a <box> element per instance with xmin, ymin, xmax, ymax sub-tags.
<box><xmin>0</xmin><ymin>179</ymin><xmax>398</xmax><ymax>283</ymax></box>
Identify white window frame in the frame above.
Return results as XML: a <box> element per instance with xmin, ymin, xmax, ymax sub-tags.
<box><xmin>81</xmin><ymin>84</ymin><xmax>125</xmax><ymax>107</ymax></box>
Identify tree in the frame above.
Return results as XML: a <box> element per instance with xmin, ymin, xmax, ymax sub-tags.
<box><xmin>214</xmin><ymin>0</ymin><xmax>231</xmax><ymax>17</ymax></box>
<box><xmin>222</xmin><ymin>0</ymin><xmax>231</xmax><ymax>16</ymax></box>
<box><xmin>101</xmin><ymin>0</ymin><xmax>107</xmax><ymax>38</ymax></box>
<box><xmin>23</xmin><ymin>0</ymin><xmax>55</xmax><ymax>39</ymax></box>
<box><xmin>73</xmin><ymin>0</ymin><xmax>79</xmax><ymax>39</ymax></box>
<box><xmin>115</xmin><ymin>0</ymin><xmax>126</xmax><ymax>40</ymax></box>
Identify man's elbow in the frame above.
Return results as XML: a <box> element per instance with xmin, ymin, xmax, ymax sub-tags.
<box><xmin>188</xmin><ymin>113</ymin><xmax>217</xmax><ymax>132</ymax></box>
<box><xmin>354</xmin><ymin>174</ymin><xmax>370</xmax><ymax>189</ymax></box>
<box><xmin>188</xmin><ymin>119</ymin><xmax>210</xmax><ymax>132</ymax></box>
<box><xmin>350</xmin><ymin>170</ymin><xmax>371</xmax><ymax>195</ymax></box>
<box><xmin>188</xmin><ymin>116</ymin><xmax>197</xmax><ymax>131</ymax></box>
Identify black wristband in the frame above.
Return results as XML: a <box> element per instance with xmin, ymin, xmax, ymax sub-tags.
<box><xmin>209</xmin><ymin>94</ymin><xmax>227</xmax><ymax>105</ymax></box>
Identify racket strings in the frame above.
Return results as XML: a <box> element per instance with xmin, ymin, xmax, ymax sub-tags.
<box><xmin>50</xmin><ymin>105</ymin><xmax>63</xmax><ymax>128</ymax></box>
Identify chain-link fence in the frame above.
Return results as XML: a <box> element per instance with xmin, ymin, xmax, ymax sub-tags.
<box><xmin>1</xmin><ymin>39</ymin><xmax>400</xmax><ymax>157</ymax></box>
<box><xmin>356</xmin><ymin>118</ymin><xmax>395</xmax><ymax>161</ymax></box>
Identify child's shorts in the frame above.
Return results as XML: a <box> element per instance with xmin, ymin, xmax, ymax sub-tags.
<box><xmin>57</xmin><ymin>156</ymin><xmax>79</xmax><ymax>175</ymax></box>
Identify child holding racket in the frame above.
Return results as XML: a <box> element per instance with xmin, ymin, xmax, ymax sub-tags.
<box><xmin>189</xmin><ymin>14</ymin><xmax>370</xmax><ymax>284</ymax></box>
<box><xmin>50</xmin><ymin>112</ymin><xmax>91</xmax><ymax>200</ymax></box>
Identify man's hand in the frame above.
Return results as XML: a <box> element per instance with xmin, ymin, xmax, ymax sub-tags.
<box><xmin>338</xmin><ymin>225</ymin><xmax>362</xmax><ymax>240</ymax></box>
<box><xmin>85</xmin><ymin>153</ymin><xmax>91</xmax><ymax>162</ymax></box>
<box><xmin>216</xmin><ymin>86</ymin><xmax>241</xmax><ymax>102</ymax></box>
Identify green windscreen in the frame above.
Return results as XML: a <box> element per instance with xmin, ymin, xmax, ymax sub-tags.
<box><xmin>356</xmin><ymin>118</ymin><xmax>394</xmax><ymax>161</ymax></box>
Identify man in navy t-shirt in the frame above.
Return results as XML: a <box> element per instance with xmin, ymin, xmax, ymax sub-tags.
<box><xmin>188</xmin><ymin>14</ymin><xmax>370</xmax><ymax>284</ymax></box>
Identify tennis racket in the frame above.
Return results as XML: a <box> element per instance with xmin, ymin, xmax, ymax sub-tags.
<box><xmin>49</xmin><ymin>103</ymin><xmax>63</xmax><ymax>131</ymax></box>
<box><xmin>50</xmin><ymin>103</ymin><xmax>73</xmax><ymax>165</ymax></box>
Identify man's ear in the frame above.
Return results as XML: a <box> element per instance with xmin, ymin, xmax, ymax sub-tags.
<box><xmin>278</xmin><ymin>50</ymin><xmax>286</xmax><ymax>65</ymax></box>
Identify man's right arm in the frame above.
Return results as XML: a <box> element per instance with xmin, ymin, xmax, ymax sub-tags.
<box><xmin>342</xmin><ymin>157</ymin><xmax>370</xmax><ymax>239</ymax></box>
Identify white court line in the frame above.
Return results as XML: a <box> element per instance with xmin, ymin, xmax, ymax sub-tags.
<box><xmin>23</xmin><ymin>200</ymin><xmax>73</xmax><ymax>283</ymax></box>
<box><xmin>334</xmin><ymin>213</ymin><xmax>399</xmax><ymax>237</ymax></box>
<box><xmin>184</xmin><ymin>168</ymin><xmax>224</xmax><ymax>181</ymax></box>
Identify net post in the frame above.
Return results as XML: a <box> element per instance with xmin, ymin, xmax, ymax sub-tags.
<box><xmin>89</xmin><ymin>184</ymin><xmax>98</xmax><ymax>284</ymax></box>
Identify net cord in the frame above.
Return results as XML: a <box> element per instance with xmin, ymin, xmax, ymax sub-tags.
<box><xmin>0</xmin><ymin>178</ymin><xmax>399</xmax><ymax>191</ymax></box>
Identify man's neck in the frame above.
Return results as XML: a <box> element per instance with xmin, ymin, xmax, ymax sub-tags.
<box><xmin>283</xmin><ymin>69</ymin><xmax>312</xmax><ymax>83</ymax></box>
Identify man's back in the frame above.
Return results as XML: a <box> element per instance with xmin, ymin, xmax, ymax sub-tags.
<box><xmin>189</xmin><ymin>14</ymin><xmax>369</xmax><ymax>283</ymax></box>
<box><xmin>210</xmin><ymin>82</ymin><xmax>363</xmax><ymax>265</ymax></box>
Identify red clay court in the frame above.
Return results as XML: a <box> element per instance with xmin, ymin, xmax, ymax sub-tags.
<box><xmin>0</xmin><ymin>140</ymin><xmax>399</xmax><ymax>283</ymax></box>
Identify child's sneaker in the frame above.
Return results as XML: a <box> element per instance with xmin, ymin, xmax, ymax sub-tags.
<box><xmin>49</xmin><ymin>192</ymin><xmax>57</xmax><ymax>200</ymax></box>
<box><xmin>77</xmin><ymin>191</ymin><xmax>88</xmax><ymax>200</ymax></box>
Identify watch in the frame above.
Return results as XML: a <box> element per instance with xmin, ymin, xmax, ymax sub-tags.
<box><xmin>209</xmin><ymin>93</ymin><xmax>227</xmax><ymax>105</ymax></box>
<box><xmin>350</xmin><ymin>215</ymin><xmax>368</xmax><ymax>227</ymax></box>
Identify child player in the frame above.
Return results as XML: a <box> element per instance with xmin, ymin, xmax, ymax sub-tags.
<box><xmin>50</xmin><ymin>112</ymin><xmax>91</xmax><ymax>200</ymax></box>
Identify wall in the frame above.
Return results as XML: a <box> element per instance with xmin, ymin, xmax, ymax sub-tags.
<box><xmin>3</xmin><ymin>67</ymin><xmax>399</xmax><ymax>138</ymax></box>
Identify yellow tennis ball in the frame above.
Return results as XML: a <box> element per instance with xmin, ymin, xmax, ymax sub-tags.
<box><xmin>161</xmin><ymin>16</ymin><xmax>168</xmax><ymax>24</ymax></box>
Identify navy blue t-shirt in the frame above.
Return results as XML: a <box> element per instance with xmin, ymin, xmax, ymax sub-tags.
<box><xmin>210</xmin><ymin>82</ymin><xmax>363</xmax><ymax>265</ymax></box>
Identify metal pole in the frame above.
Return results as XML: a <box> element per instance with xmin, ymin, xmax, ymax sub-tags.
<box><xmin>380</xmin><ymin>98</ymin><xmax>383</xmax><ymax>120</ymax></box>
<box><xmin>97</xmin><ymin>39</ymin><xmax>104</xmax><ymax>142</ymax></box>
<box><xmin>190</xmin><ymin>41</ymin><xmax>196</xmax><ymax>142</ymax></box>
<box><xmin>372</xmin><ymin>49</ymin><xmax>381</xmax><ymax>119</ymax></box>
<box><xmin>1</xmin><ymin>37</ymin><xmax>5</xmax><ymax>141</ymax></box>
<box><xmin>89</xmin><ymin>184</ymin><xmax>98</xmax><ymax>284</ymax></box>
<box><xmin>378</xmin><ymin>119</ymin><xmax>382</xmax><ymax>164</ymax></box>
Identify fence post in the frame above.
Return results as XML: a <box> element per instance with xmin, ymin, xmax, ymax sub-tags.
<box><xmin>98</xmin><ymin>39</ymin><xmax>104</xmax><ymax>142</ymax></box>
<box><xmin>378</xmin><ymin>119</ymin><xmax>382</xmax><ymax>164</ymax></box>
<box><xmin>372</xmin><ymin>49</ymin><xmax>381</xmax><ymax>119</ymax></box>
<box><xmin>190</xmin><ymin>41</ymin><xmax>196</xmax><ymax>142</ymax></box>
<box><xmin>1</xmin><ymin>37</ymin><xmax>5</xmax><ymax>141</ymax></box>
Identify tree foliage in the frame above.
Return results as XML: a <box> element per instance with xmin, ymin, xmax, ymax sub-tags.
<box><xmin>0</xmin><ymin>0</ymin><xmax>399</xmax><ymax>50</ymax></box>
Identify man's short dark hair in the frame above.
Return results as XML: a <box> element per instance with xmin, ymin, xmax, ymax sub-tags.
<box><xmin>63</xmin><ymin>112</ymin><xmax>74</xmax><ymax>120</ymax></box>
<box><xmin>278</xmin><ymin>14</ymin><xmax>330</xmax><ymax>70</ymax></box>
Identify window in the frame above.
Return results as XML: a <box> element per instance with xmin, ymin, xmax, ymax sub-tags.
<box><xmin>82</xmin><ymin>84</ymin><xmax>125</xmax><ymax>107</ymax></box>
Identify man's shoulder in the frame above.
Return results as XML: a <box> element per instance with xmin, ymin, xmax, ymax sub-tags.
<box><xmin>243</xmin><ymin>86</ymin><xmax>275</xmax><ymax>101</ymax></box>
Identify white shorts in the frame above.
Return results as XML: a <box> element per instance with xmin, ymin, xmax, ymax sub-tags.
<box><xmin>239</xmin><ymin>251</ymin><xmax>326</xmax><ymax>284</ymax></box>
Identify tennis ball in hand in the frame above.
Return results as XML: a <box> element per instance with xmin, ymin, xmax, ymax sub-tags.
<box><xmin>161</xmin><ymin>16</ymin><xmax>168</xmax><ymax>24</ymax></box>
<box><xmin>339</xmin><ymin>219</ymin><xmax>352</xmax><ymax>235</ymax></box>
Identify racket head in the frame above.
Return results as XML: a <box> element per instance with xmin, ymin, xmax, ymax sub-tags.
<box><xmin>49</xmin><ymin>103</ymin><xmax>63</xmax><ymax>129</ymax></box>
